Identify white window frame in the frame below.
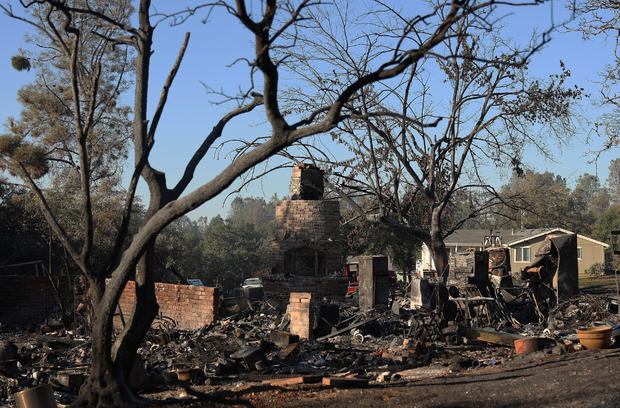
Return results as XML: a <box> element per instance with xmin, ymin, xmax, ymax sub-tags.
<box><xmin>577</xmin><ymin>247</ymin><xmax>582</xmax><ymax>260</ymax></box>
<box><xmin>515</xmin><ymin>246</ymin><xmax>531</xmax><ymax>263</ymax></box>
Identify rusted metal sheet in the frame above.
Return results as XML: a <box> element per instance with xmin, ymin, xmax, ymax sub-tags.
<box><xmin>522</xmin><ymin>233</ymin><xmax>578</xmax><ymax>298</ymax></box>
<box><xmin>486</xmin><ymin>247</ymin><xmax>511</xmax><ymax>277</ymax></box>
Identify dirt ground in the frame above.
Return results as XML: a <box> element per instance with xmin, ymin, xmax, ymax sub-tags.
<box><xmin>150</xmin><ymin>347</ymin><xmax>619</xmax><ymax>408</ymax></box>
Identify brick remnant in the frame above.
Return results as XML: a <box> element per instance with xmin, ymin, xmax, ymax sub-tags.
<box><xmin>114</xmin><ymin>281</ymin><xmax>219</xmax><ymax>331</ymax></box>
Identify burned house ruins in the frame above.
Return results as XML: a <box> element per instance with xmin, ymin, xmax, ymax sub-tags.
<box><xmin>1</xmin><ymin>171</ymin><xmax>618</xmax><ymax>408</ymax></box>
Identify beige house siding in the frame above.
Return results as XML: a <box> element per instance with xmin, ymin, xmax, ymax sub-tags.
<box><xmin>576</xmin><ymin>237</ymin><xmax>606</xmax><ymax>274</ymax></box>
<box><xmin>509</xmin><ymin>236</ymin><xmax>547</xmax><ymax>271</ymax></box>
<box><xmin>509</xmin><ymin>235</ymin><xmax>605</xmax><ymax>274</ymax></box>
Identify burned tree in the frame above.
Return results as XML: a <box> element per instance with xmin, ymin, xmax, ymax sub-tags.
<box><xmin>283</xmin><ymin>1</ymin><xmax>582</xmax><ymax>283</ymax></box>
<box><xmin>0</xmin><ymin>0</ymin><xmax>572</xmax><ymax>406</ymax></box>
<box><xmin>569</xmin><ymin>0</ymin><xmax>619</xmax><ymax>154</ymax></box>
<box><xmin>0</xmin><ymin>0</ymin><xmax>134</xmax><ymax>324</ymax></box>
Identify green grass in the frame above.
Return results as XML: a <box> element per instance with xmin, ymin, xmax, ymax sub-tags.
<box><xmin>579</xmin><ymin>274</ymin><xmax>620</xmax><ymax>295</ymax></box>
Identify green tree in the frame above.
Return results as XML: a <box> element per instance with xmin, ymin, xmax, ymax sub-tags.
<box><xmin>197</xmin><ymin>196</ymin><xmax>278</xmax><ymax>290</ymax></box>
<box><xmin>608</xmin><ymin>158</ymin><xmax>620</xmax><ymax>204</ymax></box>
<box><xmin>228</xmin><ymin>195</ymin><xmax>277</xmax><ymax>233</ymax></box>
<box><xmin>0</xmin><ymin>185</ymin><xmax>51</xmax><ymax>266</ymax></box>
<box><xmin>593</xmin><ymin>203</ymin><xmax>620</xmax><ymax>271</ymax></box>
<box><xmin>343</xmin><ymin>215</ymin><xmax>421</xmax><ymax>281</ymax></box>
<box><xmin>153</xmin><ymin>216</ymin><xmax>202</xmax><ymax>282</ymax></box>
<box><xmin>593</xmin><ymin>204</ymin><xmax>620</xmax><ymax>243</ymax></box>
<box><xmin>0</xmin><ymin>0</ymin><xmax>133</xmax><ymax>281</ymax></box>
<box><xmin>498</xmin><ymin>170</ymin><xmax>573</xmax><ymax>230</ymax></box>
<box><xmin>200</xmin><ymin>215</ymin><xmax>272</xmax><ymax>291</ymax></box>
<box><xmin>0</xmin><ymin>0</ymin><xmax>133</xmax><ymax>326</ymax></box>
<box><xmin>569</xmin><ymin>173</ymin><xmax>610</xmax><ymax>234</ymax></box>
<box><xmin>4</xmin><ymin>2</ymin><xmax>132</xmax><ymax>183</ymax></box>
<box><xmin>497</xmin><ymin>170</ymin><xmax>614</xmax><ymax>235</ymax></box>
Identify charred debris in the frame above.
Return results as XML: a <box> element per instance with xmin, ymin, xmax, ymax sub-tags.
<box><xmin>1</xmin><ymin>250</ymin><xmax>619</xmax><ymax>406</ymax></box>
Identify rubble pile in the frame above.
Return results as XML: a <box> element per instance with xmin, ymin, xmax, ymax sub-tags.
<box><xmin>1</xmin><ymin>288</ymin><xmax>618</xmax><ymax>406</ymax></box>
<box><xmin>551</xmin><ymin>294</ymin><xmax>611</xmax><ymax>329</ymax></box>
<box><xmin>2</xmin><ymin>168</ymin><xmax>617</xmax><ymax>405</ymax></box>
<box><xmin>0</xmin><ymin>327</ymin><xmax>90</xmax><ymax>405</ymax></box>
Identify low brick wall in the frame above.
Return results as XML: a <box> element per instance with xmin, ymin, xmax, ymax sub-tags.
<box><xmin>0</xmin><ymin>276</ymin><xmax>61</xmax><ymax>327</ymax></box>
<box><xmin>115</xmin><ymin>281</ymin><xmax>219</xmax><ymax>331</ymax></box>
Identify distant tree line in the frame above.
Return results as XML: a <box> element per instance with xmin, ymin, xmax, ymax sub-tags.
<box><xmin>2</xmin><ymin>159</ymin><xmax>618</xmax><ymax>289</ymax></box>
<box><xmin>0</xmin><ymin>191</ymin><xmax>278</xmax><ymax>292</ymax></box>
<box><xmin>483</xmin><ymin>158</ymin><xmax>620</xmax><ymax>242</ymax></box>
<box><xmin>152</xmin><ymin>196</ymin><xmax>278</xmax><ymax>292</ymax></box>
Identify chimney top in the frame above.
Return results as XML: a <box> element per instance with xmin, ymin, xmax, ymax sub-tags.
<box><xmin>290</xmin><ymin>164</ymin><xmax>324</xmax><ymax>200</ymax></box>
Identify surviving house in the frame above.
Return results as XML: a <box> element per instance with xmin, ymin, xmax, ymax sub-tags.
<box><xmin>421</xmin><ymin>228</ymin><xmax>609</xmax><ymax>275</ymax></box>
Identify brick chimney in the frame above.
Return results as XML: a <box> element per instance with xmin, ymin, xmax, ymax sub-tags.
<box><xmin>290</xmin><ymin>163</ymin><xmax>324</xmax><ymax>200</ymax></box>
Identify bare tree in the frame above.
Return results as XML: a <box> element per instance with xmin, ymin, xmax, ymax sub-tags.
<box><xmin>282</xmin><ymin>1</ymin><xmax>581</xmax><ymax>282</ymax></box>
<box><xmin>568</xmin><ymin>0</ymin><xmax>619</xmax><ymax>154</ymax></box>
<box><xmin>1</xmin><ymin>0</ymin><xmax>566</xmax><ymax>406</ymax></box>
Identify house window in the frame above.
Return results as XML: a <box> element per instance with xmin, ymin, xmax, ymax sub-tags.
<box><xmin>515</xmin><ymin>247</ymin><xmax>531</xmax><ymax>262</ymax></box>
<box><xmin>577</xmin><ymin>247</ymin><xmax>582</xmax><ymax>260</ymax></box>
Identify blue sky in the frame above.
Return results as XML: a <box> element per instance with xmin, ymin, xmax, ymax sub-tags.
<box><xmin>1</xmin><ymin>1</ymin><xmax>618</xmax><ymax>221</ymax></box>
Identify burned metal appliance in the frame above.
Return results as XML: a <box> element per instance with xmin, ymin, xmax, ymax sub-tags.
<box><xmin>509</xmin><ymin>233</ymin><xmax>579</xmax><ymax>322</ymax></box>
<box><xmin>449</xmin><ymin>249</ymin><xmax>490</xmax><ymax>286</ymax></box>
<box><xmin>445</xmin><ymin>243</ymin><xmax>516</xmax><ymax>327</ymax></box>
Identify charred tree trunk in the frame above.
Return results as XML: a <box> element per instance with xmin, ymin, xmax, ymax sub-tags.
<box><xmin>73</xmin><ymin>299</ymin><xmax>141</xmax><ymax>407</ymax></box>
<box><xmin>112</xmin><ymin>242</ymin><xmax>159</xmax><ymax>386</ymax></box>
<box><xmin>74</xmin><ymin>245</ymin><xmax>158</xmax><ymax>407</ymax></box>
<box><xmin>75</xmin><ymin>3</ymin><xmax>161</xmax><ymax>404</ymax></box>
<box><xmin>430</xmin><ymin>208</ymin><xmax>450</xmax><ymax>285</ymax></box>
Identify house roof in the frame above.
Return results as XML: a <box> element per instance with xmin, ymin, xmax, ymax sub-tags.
<box><xmin>444</xmin><ymin>228</ymin><xmax>609</xmax><ymax>248</ymax></box>
<box><xmin>444</xmin><ymin>228</ymin><xmax>550</xmax><ymax>247</ymax></box>
<box><xmin>506</xmin><ymin>227</ymin><xmax>610</xmax><ymax>248</ymax></box>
